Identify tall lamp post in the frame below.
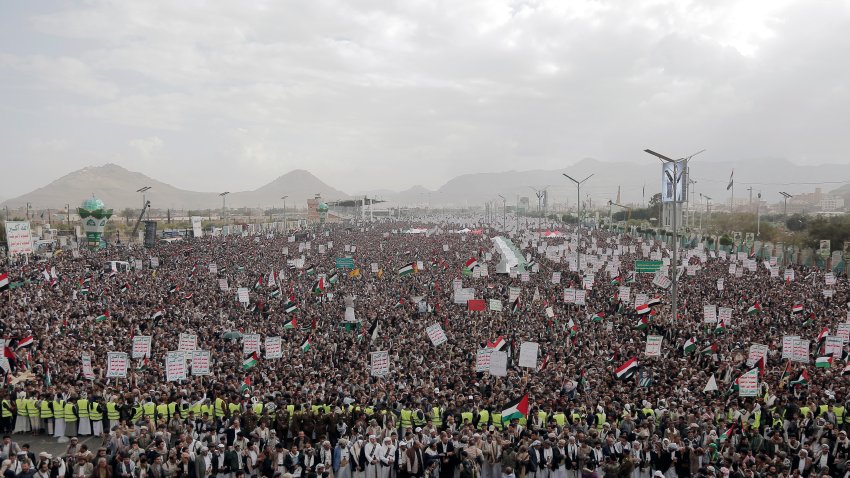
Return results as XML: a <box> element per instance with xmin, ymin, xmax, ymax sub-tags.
<box><xmin>643</xmin><ymin>148</ymin><xmax>704</xmax><ymax>323</ymax></box>
<box><xmin>562</xmin><ymin>173</ymin><xmax>593</xmax><ymax>272</ymax></box>
<box><xmin>498</xmin><ymin>194</ymin><xmax>507</xmax><ymax>232</ymax></box>
<box><xmin>280</xmin><ymin>195</ymin><xmax>288</xmax><ymax>229</ymax></box>
<box><xmin>220</xmin><ymin>192</ymin><xmax>230</xmax><ymax>223</ymax></box>
<box><xmin>137</xmin><ymin>186</ymin><xmax>152</xmax><ymax>220</ymax></box>
<box><xmin>780</xmin><ymin>192</ymin><xmax>792</xmax><ymax>217</ymax></box>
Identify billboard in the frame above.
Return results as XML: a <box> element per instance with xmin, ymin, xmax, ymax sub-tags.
<box><xmin>661</xmin><ymin>162</ymin><xmax>687</xmax><ymax>203</ymax></box>
<box><xmin>4</xmin><ymin>221</ymin><xmax>33</xmax><ymax>256</ymax></box>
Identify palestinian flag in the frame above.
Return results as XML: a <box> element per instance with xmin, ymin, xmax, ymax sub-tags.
<box><xmin>136</xmin><ymin>356</ymin><xmax>149</xmax><ymax>371</ymax></box>
<box><xmin>816</xmin><ymin>356</ymin><xmax>832</xmax><ymax>368</ymax></box>
<box><xmin>95</xmin><ymin>311</ymin><xmax>109</xmax><ymax>323</ymax></box>
<box><xmin>487</xmin><ymin>336</ymin><xmax>506</xmax><ymax>351</ymax></box>
<box><xmin>50</xmin><ymin>278</ymin><xmax>60</xmax><ymax>289</ymax></box>
<box><xmin>636</xmin><ymin>304</ymin><xmax>651</xmax><ymax>315</ymax></box>
<box><xmin>779</xmin><ymin>361</ymin><xmax>792</xmax><ymax>386</ymax></box>
<box><xmin>168</xmin><ymin>284</ymin><xmax>180</xmax><ymax>294</ymax></box>
<box><xmin>791</xmin><ymin>304</ymin><xmax>803</xmax><ymax>314</ymax></box>
<box><xmin>81</xmin><ymin>277</ymin><xmax>92</xmax><ymax>286</ymax></box>
<box><xmin>683</xmin><ymin>338</ymin><xmax>697</xmax><ymax>354</ymax></box>
<box><xmin>284</xmin><ymin>300</ymin><xmax>298</xmax><ymax>313</ymax></box>
<box><xmin>16</xmin><ymin>336</ymin><xmax>34</xmax><ymax>350</ymax></box>
<box><xmin>720</xmin><ymin>424</ymin><xmax>735</xmax><ymax>442</ymax></box>
<box><xmin>511</xmin><ymin>296</ymin><xmax>521</xmax><ymax>315</ymax></box>
<box><xmin>463</xmin><ymin>258</ymin><xmax>479</xmax><ymax>276</ymax></box>
<box><xmin>700</xmin><ymin>343</ymin><xmax>718</xmax><ymax>355</ymax></box>
<box><xmin>304</xmin><ymin>265</ymin><xmax>316</xmax><ymax>275</ymax></box>
<box><xmin>615</xmin><ymin>357</ymin><xmax>639</xmax><ymax>380</ymax></box>
<box><xmin>283</xmin><ymin>318</ymin><xmax>297</xmax><ymax>329</ymax></box>
<box><xmin>79</xmin><ymin>287</ymin><xmax>89</xmax><ymax>296</ymax></box>
<box><xmin>0</xmin><ymin>272</ymin><xmax>9</xmax><ymax>292</ymax></box>
<box><xmin>611</xmin><ymin>276</ymin><xmax>622</xmax><ymax>285</ymax></box>
<box><xmin>590</xmin><ymin>312</ymin><xmax>605</xmax><ymax>322</ymax></box>
<box><xmin>240</xmin><ymin>376</ymin><xmax>251</xmax><ymax>393</ymax></box>
<box><xmin>500</xmin><ymin>393</ymin><xmax>529</xmax><ymax>422</ymax></box>
<box><xmin>253</xmin><ymin>276</ymin><xmax>263</xmax><ymax>289</ymax></box>
<box><xmin>394</xmin><ymin>297</ymin><xmax>406</xmax><ymax>308</ymax></box>
<box><xmin>791</xmin><ymin>369</ymin><xmax>810</xmax><ymax>385</ymax></box>
<box><xmin>816</xmin><ymin>327</ymin><xmax>829</xmax><ymax>343</ymax></box>
<box><xmin>328</xmin><ymin>272</ymin><xmax>339</xmax><ymax>284</ymax></box>
<box><xmin>312</xmin><ymin>277</ymin><xmax>325</xmax><ymax>294</ymax></box>
<box><xmin>747</xmin><ymin>303</ymin><xmax>761</xmax><ymax>315</ymax></box>
<box><xmin>714</xmin><ymin>320</ymin><xmax>727</xmax><ymax>335</ymax></box>
<box><xmin>398</xmin><ymin>262</ymin><xmax>416</xmax><ymax>276</ymax></box>
<box><xmin>634</xmin><ymin>316</ymin><xmax>648</xmax><ymax>330</ymax></box>
<box><xmin>120</xmin><ymin>283</ymin><xmax>130</xmax><ymax>293</ymax></box>
<box><xmin>242</xmin><ymin>352</ymin><xmax>259</xmax><ymax>370</ymax></box>
<box><xmin>269</xmin><ymin>288</ymin><xmax>281</xmax><ymax>298</ymax></box>
<box><xmin>568</xmin><ymin>319</ymin><xmax>578</xmax><ymax>337</ymax></box>
<box><xmin>301</xmin><ymin>338</ymin><xmax>312</xmax><ymax>352</ymax></box>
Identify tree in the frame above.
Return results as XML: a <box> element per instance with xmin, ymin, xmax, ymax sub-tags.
<box><xmin>648</xmin><ymin>193</ymin><xmax>662</xmax><ymax>209</ymax></box>
<box><xmin>121</xmin><ymin>208</ymin><xmax>135</xmax><ymax>225</ymax></box>
<box><xmin>786</xmin><ymin>214</ymin><xmax>807</xmax><ymax>231</ymax></box>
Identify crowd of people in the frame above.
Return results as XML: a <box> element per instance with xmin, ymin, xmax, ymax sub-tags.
<box><xmin>1</xmin><ymin>217</ymin><xmax>849</xmax><ymax>478</ymax></box>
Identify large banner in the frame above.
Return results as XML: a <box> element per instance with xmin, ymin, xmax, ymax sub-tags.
<box><xmin>370</xmin><ymin>351</ymin><xmax>390</xmax><ymax>377</ymax></box>
<box><xmin>166</xmin><ymin>351</ymin><xmax>187</xmax><ymax>382</ymax></box>
<box><xmin>265</xmin><ymin>336</ymin><xmax>282</xmax><ymax>359</ymax></box>
<box><xmin>132</xmin><ymin>336</ymin><xmax>152</xmax><ymax>358</ymax></box>
<box><xmin>191</xmin><ymin>351</ymin><xmax>211</xmax><ymax>376</ymax></box>
<box><xmin>106</xmin><ymin>352</ymin><xmax>128</xmax><ymax>378</ymax></box>
<box><xmin>4</xmin><ymin>221</ymin><xmax>33</xmax><ymax>256</ymax></box>
<box><xmin>191</xmin><ymin>216</ymin><xmax>203</xmax><ymax>238</ymax></box>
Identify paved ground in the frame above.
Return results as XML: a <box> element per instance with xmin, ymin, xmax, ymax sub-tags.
<box><xmin>8</xmin><ymin>433</ymin><xmax>101</xmax><ymax>458</ymax></box>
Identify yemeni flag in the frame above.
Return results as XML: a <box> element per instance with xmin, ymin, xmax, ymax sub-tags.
<box><xmin>462</xmin><ymin>258</ymin><xmax>479</xmax><ymax>276</ymax></box>
<box><xmin>301</xmin><ymin>338</ymin><xmax>312</xmax><ymax>352</ymax></box>
<box><xmin>328</xmin><ymin>272</ymin><xmax>339</xmax><ymax>285</ymax></box>
<box><xmin>242</xmin><ymin>352</ymin><xmax>259</xmax><ymax>370</ymax></box>
<box><xmin>95</xmin><ymin>311</ymin><xmax>110</xmax><ymax>323</ymax></box>
<box><xmin>683</xmin><ymin>338</ymin><xmax>697</xmax><ymax>354</ymax></box>
<box><xmin>791</xmin><ymin>304</ymin><xmax>803</xmax><ymax>314</ymax></box>
<box><xmin>647</xmin><ymin>297</ymin><xmax>662</xmax><ymax>307</ymax></box>
<box><xmin>816</xmin><ymin>327</ymin><xmax>829</xmax><ymax>343</ymax></box>
<box><xmin>312</xmin><ymin>277</ymin><xmax>326</xmax><ymax>295</ymax></box>
<box><xmin>634</xmin><ymin>316</ymin><xmax>648</xmax><ymax>330</ymax></box>
<box><xmin>747</xmin><ymin>303</ymin><xmax>761</xmax><ymax>315</ymax></box>
<box><xmin>16</xmin><ymin>336</ymin><xmax>34</xmax><ymax>350</ymax></box>
<box><xmin>700</xmin><ymin>343</ymin><xmax>718</xmax><ymax>355</ymax></box>
<box><xmin>0</xmin><ymin>272</ymin><xmax>9</xmax><ymax>292</ymax></box>
<box><xmin>284</xmin><ymin>300</ymin><xmax>298</xmax><ymax>313</ymax></box>
<box><xmin>283</xmin><ymin>318</ymin><xmax>297</xmax><ymax>329</ymax></box>
<box><xmin>151</xmin><ymin>309</ymin><xmax>164</xmax><ymax>320</ymax></box>
<box><xmin>398</xmin><ymin>262</ymin><xmax>416</xmax><ymax>276</ymax></box>
<box><xmin>240</xmin><ymin>376</ymin><xmax>251</xmax><ymax>393</ymax></box>
<box><xmin>816</xmin><ymin>356</ymin><xmax>833</xmax><ymax>368</ymax></box>
<box><xmin>615</xmin><ymin>357</ymin><xmax>639</xmax><ymax>380</ymax></box>
<box><xmin>487</xmin><ymin>336</ymin><xmax>506</xmax><ymax>351</ymax></box>
<box><xmin>636</xmin><ymin>304</ymin><xmax>651</xmax><ymax>315</ymax></box>
<box><xmin>791</xmin><ymin>369</ymin><xmax>810</xmax><ymax>386</ymax></box>
<box><xmin>511</xmin><ymin>296</ymin><xmax>521</xmax><ymax>315</ymax></box>
<box><xmin>500</xmin><ymin>393</ymin><xmax>529</xmax><ymax>422</ymax></box>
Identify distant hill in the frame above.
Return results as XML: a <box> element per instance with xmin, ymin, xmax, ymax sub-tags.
<box><xmin>1</xmin><ymin>164</ymin><xmax>349</xmax><ymax>210</ymax></box>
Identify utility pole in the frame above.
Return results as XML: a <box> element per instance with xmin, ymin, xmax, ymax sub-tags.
<box><xmin>280</xmin><ymin>195</ymin><xmax>288</xmax><ymax>229</ymax></box>
<box><xmin>747</xmin><ymin>187</ymin><xmax>753</xmax><ymax>210</ymax></box>
<box><xmin>220</xmin><ymin>192</ymin><xmax>230</xmax><ymax>223</ymax></box>
<box><xmin>498</xmin><ymin>194</ymin><xmax>507</xmax><ymax>232</ymax></box>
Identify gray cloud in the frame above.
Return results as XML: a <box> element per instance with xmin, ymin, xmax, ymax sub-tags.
<box><xmin>1</xmin><ymin>0</ymin><xmax>849</xmax><ymax>197</ymax></box>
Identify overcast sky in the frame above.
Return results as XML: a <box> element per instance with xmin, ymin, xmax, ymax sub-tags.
<box><xmin>2</xmin><ymin>0</ymin><xmax>849</xmax><ymax>197</ymax></box>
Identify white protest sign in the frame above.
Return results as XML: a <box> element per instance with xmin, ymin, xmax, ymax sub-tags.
<box><xmin>519</xmin><ymin>341</ymin><xmax>539</xmax><ymax>369</ymax></box>
<box><xmin>370</xmin><ymin>351</ymin><xmax>390</xmax><ymax>377</ymax></box>
<box><xmin>784</xmin><ymin>269</ymin><xmax>795</xmax><ymax>282</ymax></box>
<box><xmin>645</xmin><ymin>335</ymin><xmax>663</xmax><ymax>357</ymax></box>
<box><xmin>131</xmin><ymin>336</ymin><xmax>152</xmax><ymax>359</ymax></box>
<box><xmin>575</xmin><ymin>290</ymin><xmax>587</xmax><ymax>306</ymax></box>
<box><xmin>792</xmin><ymin>339</ymin><xmax>810</xmax><ymax>363</ymax></box>
<box><xmin>166</xmin><ymin>351</ymin><xmax>187</xmax><ymax>382</ymax></box>
<box><xmin>551</xmin><ymin>272</ymin><xmax>561</xmax><ymax>284</ymax></box>
<box><xmin>209</xmin><ymin>263</ymin><xmax>218</xmax><ymax>274</ymax></box>
<box><xmin>178</xmin><ymin>333</ymin><xmax>197</xmax><ymax>352</ymax></box>
<box><xmin>4</xmin><ymin>221</ymin><xmax>33</xmax><ymax>256</ymax></box>
<box><xmin>738</xmin><ymin>369</ymin><xmax>759</xmax><ymax>397</ymax></box>
<box><xmin>218</xmin><ymin>278</ymin><xmax>229</xmax><ymax>291</ymax></box>
<box><xmin>826</xmin><ymin>273</ymin><xmax>836</xmax><ymax>285</ymax></box>
<box><xmin>634</xmin><ymin>293</ymin><xmax>649</xmax><ymax>307</ymax></box>
<box><xmin>703</xmin><ymin>305</ymin><xmax>718</xmax><ymax>324</ymax></box>
<box><xmin>618</xmin><ymin>286</ymin><xmax>631</xmax><ymax>304</ymax></box>
<box><xmin>243</xmin><ymin>334</ymin><xmax>261</xmax><ymax>355</ymax></box>
<box><xmin>489</xmin><ymin>351</ymin><xmax>508</xmax><ymax>376</ymax></box>
<box><xmin>82</xmin><ymin>353</ymin><xmax>95</xmax><ymax>380</ymax></box>
<box><xmin>489</xmin><ymin>299</ymin><xmax>503</xmax><ymax>312</ymax></box>
<box><xmin>746</xmin><ymin>344</ymin><xmax>768</xmax><ymax>367</ymax></box>
<box><xmin>717</xmin><ymin>279</ymin><xmax>724</xmax><ymax>291</ymax></box>
<box><xmin>106</xmin><ymin>352</ymin><xmax>128</xmax><ymax>378</ymax></box>
<box><xmin>425</xmin><ymin>323</ymin><xmax>448</xmax><ymax>347</ymax></box>
<box><xmin>652</xmin><ymin>272</ymin><xmax>672</xmax><ymax>289</ymax></box>
<box><xmin>718</xmin><ymin>307</ymin><xmax>733</xmax><ymax>324</ymax></box>
<box><xmin>564</xmin><ymin>288</ymin><xmax>576</xmax><ymax>303</ymax></box>
<box><xmin>476</xmin><ymin>349</ymin><xmax>492</xmax><ymax>372</ymax></box>
<box><xmin>782</xmin><ymin>336</ymin><xmax>800</xmax><ymax>359</ymax></box>
<box><xmin>826</xmin><ymin>336</ymin><xmax>844</xmax><ymax>356</ymax></box>
<box><xmin>237</xmin><ymin>287</ymin><xmax>249</xmax><ymax>304</ymax></box>
<box><xmin>265</xmin><ymin>336</ymin><xmax>282</xmax><ymax>359</ymax></box>
<box><xmin>191</xmin><ymin>350</ymin><xmax>211</xmax><ymax>376</ymax></box>
<box><xmin>838</xmin><ymin>323</ymin><xmax>850</xmax><ymax>344</ymax></box>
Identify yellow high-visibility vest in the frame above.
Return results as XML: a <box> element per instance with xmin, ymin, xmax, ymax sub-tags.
<box><xmin>40</xmin><ymin>400</ymin><xmax>53</xmax><ymax>419</ymax></box>
<box><xmin>53</xmin><ymin>400</ymin><xmax>65</xmax><ymax>420</ymax></box>
<box><xmin>90</xmin><ymin>402</ymin><xmax>103</xmax><ymax>421</ymax></box>
<box><xmin>16</xmin><ymin>398</ymin><xmax>28</xmax><ymax>417</ymax></box>
<box><xmin>77</xmin><ymin>399</ymin><xmax>89</xmax><ymax>419</ymax></box>
<box><xmin>431</xmin><ymin>407</ymin><xmax>443</xmax><ymax>427</ymax></box>
<box><xmin>64</xmin><ymin>403</ymin><xmax>77</xmax><ymax>422</ymax></box>
<box><xmin>2</xmin><ymin>400</ymin><xmax>14</xmax><ymax>418</ymax></box>
<box><xmin>107</xmin><ymin>403</ymin><xmax>120</xmax><ymax>420</ymax></box>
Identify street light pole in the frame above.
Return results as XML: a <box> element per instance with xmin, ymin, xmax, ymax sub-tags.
<box><xmin>643</xmin><ymin>148</ymin><xmax>705</xmax><ymax>323</ymax></box>
<box><xmin>498</xmin><ymin>194</ymin><xmax>507</xmax><ymax>232</ymax></box>
<box><xmin>562</xmin><ymin>173</ymin><xmax>593</xmax><ymax>272</ymax></box>
<box><xmin>780</xmin><ymin>192</ymin><xmax>792</xmax><ymax>218</ymax></box>
<box><xmin>220</xmin><ymin>192</ymin><xmax>230</xmax><ymax>223</ymax></box>
<box><xmin>280</xmin><ymin>195</ymin><xmax>288</xmax><ymax>229</ymax></box>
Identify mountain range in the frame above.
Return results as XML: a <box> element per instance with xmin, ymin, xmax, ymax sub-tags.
<box><xmin>3</xmin><ymin>159</ymin><xmax>849</xmax><ymax>211</ymax></box>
